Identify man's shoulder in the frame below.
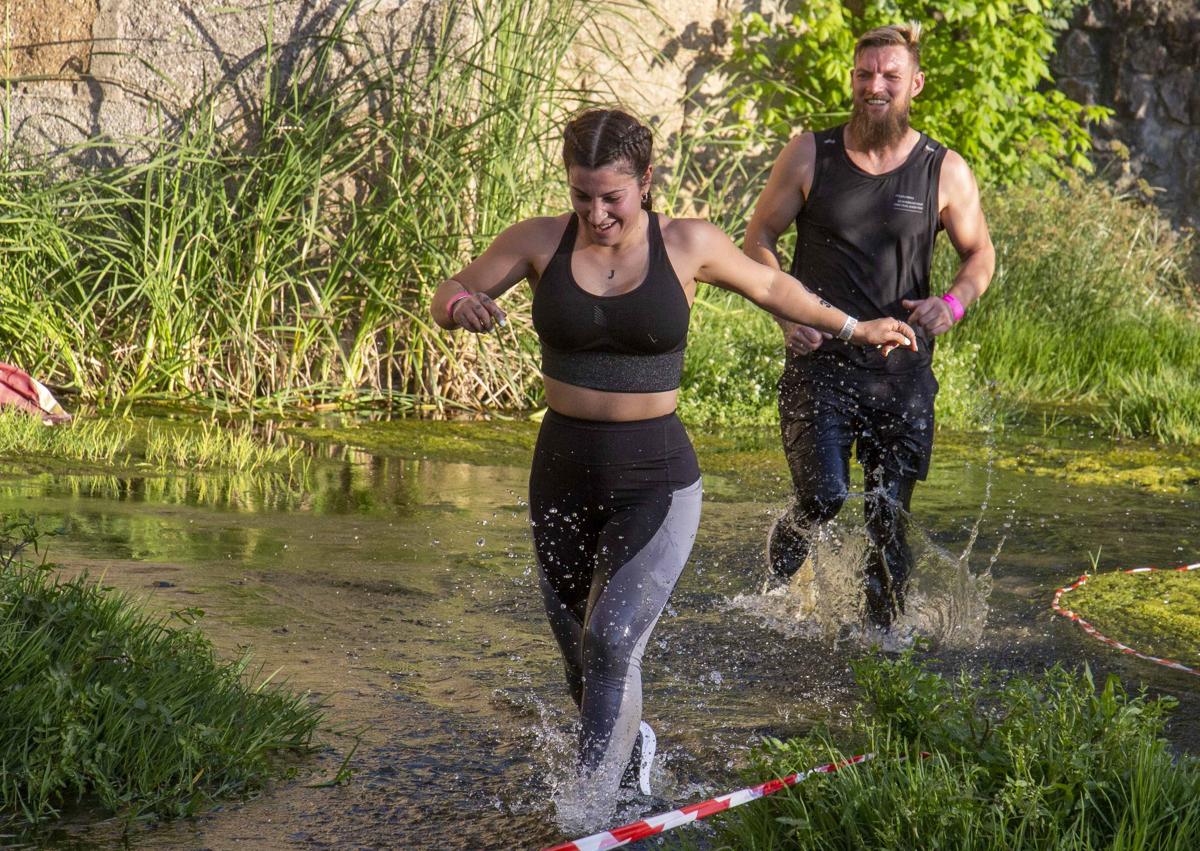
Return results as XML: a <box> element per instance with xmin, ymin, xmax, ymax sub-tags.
<box><xmin>910</xmin><ymin>132</ymin><xmax>971</xmax><ymax>178</ymax></box>
<box><xmin>934</xmin><ymin>147</ymin><xmax>975</xmax><ymax>185</ymax></box>
<box><xmin>774</xmin><ymin>131</ymin><xmax>822</xmax><ymax>176</ymax></box>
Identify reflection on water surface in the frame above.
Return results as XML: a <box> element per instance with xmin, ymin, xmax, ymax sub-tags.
<box><xmin>0</xmin><ymin>421</ymin><xmax>1196</xmax><ymax>849</ymax></box>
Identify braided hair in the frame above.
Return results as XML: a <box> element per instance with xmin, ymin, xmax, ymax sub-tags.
<box><xmin>562</xmin><ymin>109</ymin><xmax>654</xmax><ymax>211</ymax></box>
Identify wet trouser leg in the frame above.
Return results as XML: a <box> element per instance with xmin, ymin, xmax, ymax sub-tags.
<box><xmin>769</xmin><ymin>439</ymin><xmax>849</xmax><ymax>579</ymax></box>
<box><xmin>530</xmin><ymin>411</ymin><xmax>701</xmax><ymax>796</ymax></box>
<box><xmin>862</xmin><ymin>468</ymin><xmax>917</xmax><ymax>629</ymax></box>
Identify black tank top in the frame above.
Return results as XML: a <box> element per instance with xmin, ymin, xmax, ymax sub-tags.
<box><xmin>532</xmin><ymin>213</ymin><xmax>691</xmax><ymax>393</ymax></box>
<box><xmin>791</xmin><ymin>124</ymin><xmax>947</xmax><ymax>373</ymax></box>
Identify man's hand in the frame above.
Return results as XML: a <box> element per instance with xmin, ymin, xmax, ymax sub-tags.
<box><xmin>901</xmin><ymin>297</ymin><xmax>957</xmax><ymax>338</ymax></box>
<box><xmin>782</xmin><ymin>322</ymin><xmax>830</xmax><ymax>355</ymax></box>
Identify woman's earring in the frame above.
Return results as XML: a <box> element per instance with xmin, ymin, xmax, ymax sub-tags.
<box><xmin>641</xmin><ymin>192</ymin><xmax>649</xmax><ymax>204</ymax></box>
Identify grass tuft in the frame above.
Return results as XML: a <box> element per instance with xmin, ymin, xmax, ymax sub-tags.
<box><xmin>0</xmin><ymin>411</ymin><xmax>307</xmax><ymax>478</ymax></box>
<box><xmin>709</xmin><ymin>653</ymin><xmax>1200</xmax><ymax>850</ymax></box>
<box><xmin>0</xmin><ymin>515</ymin><xmax>321</xmax><ymax>828</ymax></box>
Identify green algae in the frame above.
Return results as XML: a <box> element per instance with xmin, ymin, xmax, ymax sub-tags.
<box><xmin>995</xmin><ymin>442</ymin><xmax>1200</xmax><ymax>495</ymax></box>
<box><xmin>294</xmin><ymin>417</ymin><xmax>540</xmax><ymax>466</ymax></box>
<box><xmin>1066</xmin><ymin>570</ymin><xmax>1200</xmax><ymax>669</ymax></box>
<box><xmin>293</xmin><ymin>416</ymin><xmax>796</xmax><ymax>495</ymax></box>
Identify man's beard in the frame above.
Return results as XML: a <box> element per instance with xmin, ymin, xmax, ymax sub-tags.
<box><xmin>847</xmin><ymin>96</ymin><xmax>911</xmax><ymax>149</ymax></box>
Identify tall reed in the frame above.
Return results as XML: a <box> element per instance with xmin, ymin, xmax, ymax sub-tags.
<box><xmin>0</xmin><ymin>0</ymin><xmax>603</xmax><ymax>412</ymax></box>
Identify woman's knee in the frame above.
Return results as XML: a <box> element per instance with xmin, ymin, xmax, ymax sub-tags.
<box><xmin>581</xmin><ymin>616</ymin><xmax>638</xmax><ymax>682</ymax></box>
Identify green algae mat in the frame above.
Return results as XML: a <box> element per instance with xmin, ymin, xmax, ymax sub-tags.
<box><xmin>1054</xmin><ymin>564</ymin><xmax>1200</xmax><ymax>674</ymax></box>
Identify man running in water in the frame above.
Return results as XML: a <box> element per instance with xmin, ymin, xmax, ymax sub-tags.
<box><xmin>744</xmin><ymin>23</ymin><xmax>995</xmax><ymax>630</ymax></box>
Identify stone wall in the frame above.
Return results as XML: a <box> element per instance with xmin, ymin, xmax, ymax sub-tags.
<box><xmin>0</xmin><ymin>0</ymin><xmax>739</xmax><ymax>157</ymax></box>
<box><xmin>3</xmin><ymin>1</ymin><xmax>1197</xmax><ymax>231</ymax></box>
<box><xmin>1054</xmin><ymin>0</ymin><xmax>1200</xmax><ymax>228</ymax></box>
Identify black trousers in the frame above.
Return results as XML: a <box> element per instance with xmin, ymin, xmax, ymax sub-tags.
<box><xmin>773</xmin><ymin>356</ymin><xmax>937</xmax><ymax>628</ymax></box>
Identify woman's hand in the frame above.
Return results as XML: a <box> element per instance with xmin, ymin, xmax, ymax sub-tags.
<box><xmin>854</xmin><ymin>318</ymin><xmax>918</xmax><ymax>356</ymax></box>
<box><xmin>449</xmin><ymin>292</ymin><xmax>507</xmax><ymax>333</ymax></box>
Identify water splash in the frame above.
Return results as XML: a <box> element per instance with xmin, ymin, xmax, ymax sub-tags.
<box><xmin>731</xmin><ymin>492</ymin><xmax>1000</xmax><ymax>651</ymax></box>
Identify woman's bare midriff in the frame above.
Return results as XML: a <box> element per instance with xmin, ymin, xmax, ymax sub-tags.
<box><xmin>543</xmin><ymin>376</ymin><xmax>679</xmax><ymax>422</ymax></box>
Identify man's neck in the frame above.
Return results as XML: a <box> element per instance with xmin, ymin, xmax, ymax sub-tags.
<box><xmin>843</xmin><ymin>125</ymin><xmax>921</xmax><ymax>175</ymax></box>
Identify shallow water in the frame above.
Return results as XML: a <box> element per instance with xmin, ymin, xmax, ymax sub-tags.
<box><xmin>1</xmin><ymin>422</ymin><xmax>1197</xmax><ymax>849</ymax></box>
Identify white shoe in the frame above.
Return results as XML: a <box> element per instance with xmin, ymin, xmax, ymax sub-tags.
<box><xmin>636</xmin><ymin>721</ymin><xmax>656</xmax><ymax>796</ymax></box>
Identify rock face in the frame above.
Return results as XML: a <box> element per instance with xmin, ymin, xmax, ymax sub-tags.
<box><xmin>1053</xmin><ymin>0</ymin><xmax>1200</xmax><ymax>229</ymax></box>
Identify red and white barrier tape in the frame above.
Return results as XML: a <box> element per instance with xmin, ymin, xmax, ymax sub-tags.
<box><xmin>1051</xmin><ymin>561</ymin><xmax>1200</xmax><ymax>678</ymax></box>
<box><xmin>542</xmin><ymin>753</ymin><xmax>873</xmax><ymax>851</ymax></box>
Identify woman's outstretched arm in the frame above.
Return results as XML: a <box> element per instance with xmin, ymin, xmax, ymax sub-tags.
<box><xmin>687</xmin><ymin>220</ymin><xmax>918</xmax><ymax>353</ymax></box>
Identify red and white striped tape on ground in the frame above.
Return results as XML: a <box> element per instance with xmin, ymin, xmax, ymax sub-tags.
<box><xmin>1051</xmin><ymin>561</ymin><xmax>1200</xmax><ymax>678</ymax></box>
<box><xmin>542</xmin><ymin>753</ymin><xmax>873</xmax><ymax>851</ymax></box>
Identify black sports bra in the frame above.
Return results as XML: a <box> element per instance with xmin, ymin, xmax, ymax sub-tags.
<box><xmin>531</xmin><ymin>213</ymin><xmax>691</xmax><ymax>393</ymax></box>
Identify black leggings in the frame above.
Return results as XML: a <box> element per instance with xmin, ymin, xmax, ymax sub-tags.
<box><xmin>529</xmin><ymin>410</ymin><xmax>701</xmax><ymax>792</ymax></box>
<box><xmin>773</xmin><ymin>360</ymin><xmax>936</xmax><ymax>628</ymax></box>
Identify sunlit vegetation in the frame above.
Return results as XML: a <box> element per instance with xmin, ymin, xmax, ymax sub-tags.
<box><xmin>0</xmin><ymin>515</ymin><xmax>321</xmax><ymax>828</ymax></box>
<box><xmin>993</xmin><ymin>441</ymin><xmax>1200</xmax><ymax>495</ymax></box>
<box><xmin>1067</xmin><ymin>569</ymin><xmax>1200</xmax><ymax>669</ymax></box>
<box><xmin>0</xmin><ymin>0</ymin><xmax>599</xmax><ymax>413</ymax></box>
<box><xmin>705</xmin><ymin>653</ymin><xmax>1200</xmax><ymax>850</ymax></box>
<box><xmin>680</xmin><ymin>179</ymin><xmax>1198</xmax><ymax>442</ymax></box>
<box><xmin>0</xmin><ymin>411</ymin><xmax>130</xmax><ymax>464</ymax></box>
<box><xmin>0</xmin><ymin>411</ymin><xmax>307</xmax><ymax>477</ymax></box>
<box><xmin>3</xmin><ymin>1</ymin><xmax>1191</xmax><ymax>444</ymax></box>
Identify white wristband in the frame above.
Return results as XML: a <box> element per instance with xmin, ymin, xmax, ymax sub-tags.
<box><xmin>836</xmin><ymin>315</ymin><xmax>857</xmax><ymax>342</ymax></box>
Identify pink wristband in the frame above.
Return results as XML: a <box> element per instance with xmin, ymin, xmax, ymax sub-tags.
<box><xmin>446</xmin><ymin>291</ymin><xmax>472</xmax><ymax>325</ymax></box>
<box><xmin>941</xmin><ymin>293</ymin><xmax>965</xmax><ymax>322</ymax></box>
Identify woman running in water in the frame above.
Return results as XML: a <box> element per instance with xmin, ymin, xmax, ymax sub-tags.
<box><xmin>430</xmin><ymin>108</ymin><xmax>915</xmax><ymax>810</ymax></box>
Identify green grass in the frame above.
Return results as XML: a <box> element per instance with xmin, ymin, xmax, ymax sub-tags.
<box><xmin>940</xmin><ymin>179</ymin><xmax>1198</xmax><ymax>442</ymax></box>
<box><xmin>0</xmin><ymin>515</ymin><xmax>321</xmax><ymax>828</ymax></box>
<box><xmin>679</xmin><ymin>179</ymin><xmax>1198</xmax><ymax>442</ymax></box>
<box><xmin>2</xmin><ymin>5</ymin><xmax>1196</xmax><ymax>444</ymax></box>
<box><xmin>142</xmin><ymin>419</ymin><xmax>308</xmax><ymax>476</ymax></box>
<box><xmin>703</xmin><ymin>653</ymin><xmax>1200</xmax><ymax>850</ymax></box>
<box><xmin>0</xmin><ymin>0</ymin><xmax>601</xmax><ymax>413</ymax></box>
<box><xmin>0</xmin><ymin>412</ymin><xmax>131</xmax><ymax>464</ymax></box>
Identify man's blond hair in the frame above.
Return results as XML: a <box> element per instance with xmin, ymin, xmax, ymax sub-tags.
<box><xmin>854</xmin><ymin>22</ymin><xmax>922</xmax><ymax>70</ymax></box>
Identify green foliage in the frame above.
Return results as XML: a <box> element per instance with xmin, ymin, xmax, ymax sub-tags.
<box><xmin>677</xmin><ymin>179</ymin><xmax>1200</xmax><ymax>443</ymax></box>
<box><xmin>709</xmin><ymin>654</ymin><xmax>1200</xmax><ymax>849</ymax></box>
<box><xmin>941</xmin><ymin>178</ymin><xmax>1199</xmax><ymax>443</ymax></box>
<box><xmin>728</xmin><ymin>0</ymin><xmax>1112</xmax><ymax>185</ymax></box>
<box><xmin>679</xmin><ymin>290</ymin><xmax>783</xmax><ymax>426</ymax></box>
<box><xmin>0</xmin><ymin>517</ymin><xmax>321</xmax><ymax>827</ymax></box>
